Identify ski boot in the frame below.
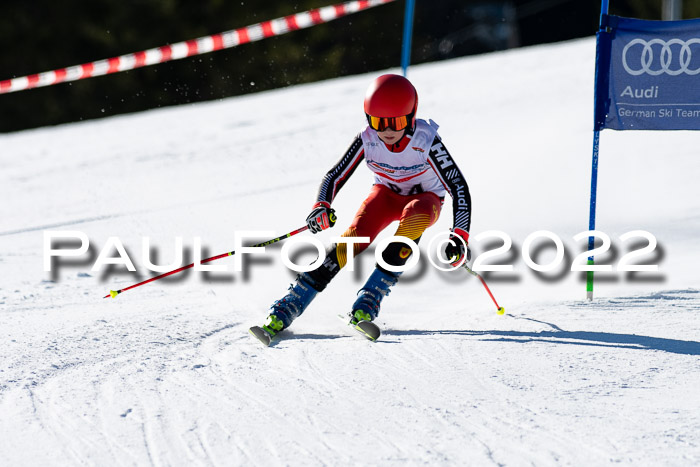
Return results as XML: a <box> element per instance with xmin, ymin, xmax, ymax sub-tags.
<box><xmin>350</xmin><ymin>267</ymin><xmax>400</xmax><ymax>324</ymax></box>
<box><xmin>345</xmin><ymin>268</ymin><xmax>400</xmax><ymax>342</ymax></box>
<box><xmin>250</xmin><ymin>273</ymin><xmax>320</xmax><ymax>346</ymax></box>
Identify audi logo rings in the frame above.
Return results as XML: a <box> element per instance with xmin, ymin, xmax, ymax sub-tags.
<box><xmin>622</xmin><ymin>38</ymin><xmax>700</xmax><ymax>76</ymax></box>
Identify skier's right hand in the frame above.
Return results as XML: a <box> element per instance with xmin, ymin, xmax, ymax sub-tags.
<box><xmin>306</xmin><ymin>202</ymin><xmax>337</xmax><ymax>234</ymax></box>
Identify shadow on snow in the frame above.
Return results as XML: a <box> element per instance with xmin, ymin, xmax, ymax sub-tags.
<box><xmin>383</xmin><ymin>328</ymin><xmax>700</xmax><ymax>356</ymax></box>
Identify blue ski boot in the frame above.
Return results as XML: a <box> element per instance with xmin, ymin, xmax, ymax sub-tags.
<box><xmin>350</xmin><ymin>267</ymin><xmax>400</xmax><ymax>325</ymax></box>
<box><xmin>263</xmin><ymin>272</ymin><xmax>320</xmax><ymax>336</ymax></box>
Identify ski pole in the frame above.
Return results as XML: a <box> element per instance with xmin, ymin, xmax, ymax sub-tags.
<box><xmin>463</xmin><ymin>264</ymin><xmax>505</xmax><ymax>315</ymax></box>
<box><xmin>103</xmin><ymin>225</ymin><xmax>309</xmax><ymax>299</ymax></box>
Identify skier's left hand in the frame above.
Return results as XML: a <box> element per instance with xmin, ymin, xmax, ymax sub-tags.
<box><xmin>444</xmin><ymin>228</ymin><xmax>470</xmax><ymax>267</ymax></box>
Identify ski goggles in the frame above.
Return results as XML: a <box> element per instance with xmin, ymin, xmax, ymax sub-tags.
<box><xmin>366</xmin><ymin>114</ymin><xmax>410</xmax><ymax>132</ymax></box>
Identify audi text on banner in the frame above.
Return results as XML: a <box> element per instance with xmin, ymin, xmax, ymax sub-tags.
<box><xmin>595</xmin><ymin>15</ymin><xmax>700</xmax><ymax>131</ymax></box>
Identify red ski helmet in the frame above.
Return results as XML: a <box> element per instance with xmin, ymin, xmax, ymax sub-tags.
<box><xmin>364</xmin><ymin>74</ymin><xmax>418</xmax><ymax>132</ymax></box>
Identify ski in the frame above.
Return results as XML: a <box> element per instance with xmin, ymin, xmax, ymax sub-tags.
<box><xmin>249</xmin><ymin>325</ymin><xmax>273</xmax><ymax>347</ymax></box>
<box><xmin>338</xmin><ymin>314</ymin><xmax>381</xmax><ymax>342</ymax></box>
<box><xmin>355</xmin><ymin>320</ymin><xmax>381</xmax><ymax>341</ymax></box>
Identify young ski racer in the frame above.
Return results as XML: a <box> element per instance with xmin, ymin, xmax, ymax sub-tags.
<box><xmin>250</xmin><ymin>74</ymin><xmax>472</xmax><ymax>344</ymax></box>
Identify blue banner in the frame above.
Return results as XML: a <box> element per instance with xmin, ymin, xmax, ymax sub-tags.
<box><xmin>595</xmin><ymin>15</ymin><xmax>700</xmax><ymax>130</ymax></box>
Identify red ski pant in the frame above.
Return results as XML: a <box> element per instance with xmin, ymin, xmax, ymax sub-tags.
<box><xmin>334</xmin><ymin>184</ymin><xmax>443</xmax><ymax>269</ymax></box>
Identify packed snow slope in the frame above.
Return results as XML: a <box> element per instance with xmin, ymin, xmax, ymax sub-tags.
<box><xmin>1</xmin><ymin>38</ymin><xmax>699</xmax><ymax>465</ymax></box>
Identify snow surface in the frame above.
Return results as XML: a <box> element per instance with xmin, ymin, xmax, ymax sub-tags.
<box><xmin>1</xmin><ymin>37</ymin><xmax>699</xmax><ymax>465</ymax></box>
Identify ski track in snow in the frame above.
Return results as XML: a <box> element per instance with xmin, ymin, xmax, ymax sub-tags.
<box><xmin>2</xmin><ymin>288</ymin><xmax>699</xmax><ymax>465</ymax></box>
<box><xmin>2</xmin><ymin>38</ymin><xmax>700</xmax><ymax>465</ymax></box>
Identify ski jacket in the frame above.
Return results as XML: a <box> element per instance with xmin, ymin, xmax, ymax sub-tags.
<box><xmin>315</xmin><ymin>119</ymin><xmax>472</xmax><ymax>234</ymax></box>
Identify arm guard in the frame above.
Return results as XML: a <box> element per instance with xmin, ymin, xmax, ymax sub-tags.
<box><xmin>316</xmin><ymin>135</ymin><xmax>365</xmax><ymax>205</ymax></box>
<box><xmin>427</xmin><ymin>136</ymin><xmax>472</xmax><ymax>235</ymax></box>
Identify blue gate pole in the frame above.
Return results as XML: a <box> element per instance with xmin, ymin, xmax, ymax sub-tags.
<box><xmin>587</xmin><ymin>130</ymin><xmax>601</xmax><ymax>300</ymax></box>
<box><xmin>401</xmin><ymin>0</ymin><xmax>416</xmax><ymax>76</ymax></box>
<box><xmin>587</xmin><ymin>0</ymin><xmax>610</xmax><ymax>300</ymax></box>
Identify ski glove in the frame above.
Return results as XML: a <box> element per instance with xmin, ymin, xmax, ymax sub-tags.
<box><xmin>444</xmin><ymin>228</ymin><xmax>471</xmax><ymax>267</ymax></box>
<box><xmin>306</xmin><ymin>202</ymin><xmax>337</xmax><ymax>234</ymax></box>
